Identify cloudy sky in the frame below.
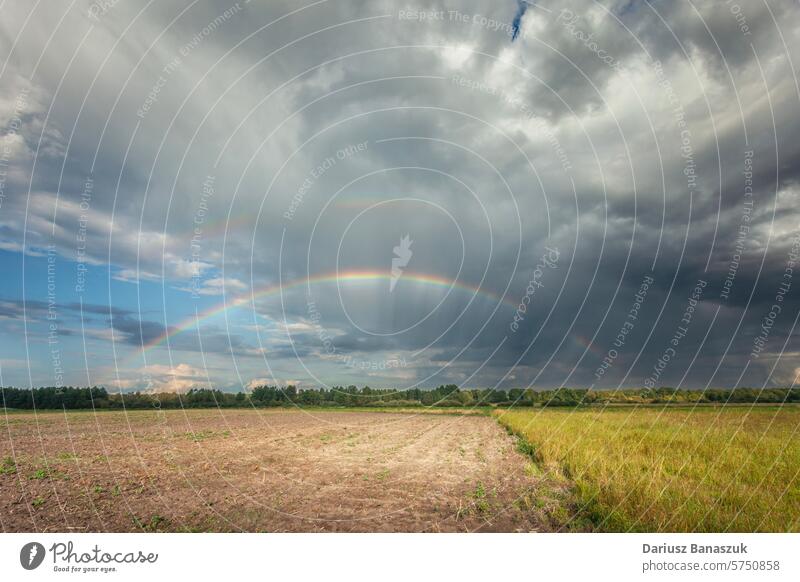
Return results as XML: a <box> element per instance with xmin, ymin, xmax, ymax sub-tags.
<box><xmin>1</xmin><ymin>0</ymin><xmax>799</xmax><ymax>392</ymax></box>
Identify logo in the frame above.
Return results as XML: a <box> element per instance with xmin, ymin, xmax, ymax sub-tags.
<box><xmin>20</xmin><ymin>542</ymin><xmax>46</xmax><ymax>570</ymax></box>
<box><xmin>390</xmin><ymin>234</ymin><xmax>413</xmax><ymax>292</ymax></box>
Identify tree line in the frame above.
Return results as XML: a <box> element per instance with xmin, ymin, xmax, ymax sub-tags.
<box><xmin>1</xmin><ymin>385</ymin><xmax>799</xmax><ymax>410</ymax></box>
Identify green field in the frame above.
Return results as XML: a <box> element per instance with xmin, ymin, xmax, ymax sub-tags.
<box><xmin>496</xmin><ymin>406</ymin><xmax>800</xmax><ymax>532</ymax></box>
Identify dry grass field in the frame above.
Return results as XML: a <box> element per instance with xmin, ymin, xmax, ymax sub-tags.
<box><xmin>497</xmin><ymin>406</ymin><xmax>800</xmax><ymax>532</ymax></box>
<box><xmin>0</xmin><ymin>409</ymin><xmax>568</xmax><ymax>532</ymax></box>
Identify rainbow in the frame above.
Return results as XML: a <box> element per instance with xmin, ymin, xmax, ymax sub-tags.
<box><xmin>139</xmin><ymin>269</ymin><xmax>515</xmax><ymax>355</ymax></box>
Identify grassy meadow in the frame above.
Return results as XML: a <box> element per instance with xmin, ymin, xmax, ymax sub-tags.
<box><xmin>496</xmin><ymin>405</ymin><xmax>800</xmax><ymax>532</ymax></box>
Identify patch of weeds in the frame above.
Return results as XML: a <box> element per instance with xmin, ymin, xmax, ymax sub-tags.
<box><xmin>471</xmin><ymin>482</ymin><xmax>490</xmax><ymax>513</ymax></box>
<box><xmin>375</xmin><ymin>468</ymin><xmax>390</xmax><ymax>481</ymax></box>
<box><xmin>30</xmin><ymin>468</ymin><xmax>48</xmax><ymax>480</ymax></box>
<box><xmin>32</xmin><ymin>497</ymin><xmax>45</xmax><ymax>508</ymax></box>
<box><xmin>0</xmin><ymin>456</ymin><xmax>17</xmax><ymax>475</ymax></box>
<box><xmin>186</xmin><ymin>430</ymin><xmax>216</xmax><ymax>442</ymax></box>
<box><xmin>92</xmin><ymin>485</ymin><xmax>104</xmax><ymax>494</ymax></box>
<box><xmin>111</xmin><ymin>485</ymin><xmax>121</xmax><ymax>496</ymax></box>
<box><xmin>133</xmin><ymin>514</ymin><xmax>168</xmax><ymax>531</ymax></box>
<box><xmin>549</xmin><ymin>504</ymin><xmax>571</xmax><ymax>525</ymax></box>
<box><xmin>516</xmin><ymin>438</ymin><xmax>537</xmax><ymax>457</ymax></box>
<box><xmin>319</xmin><ymin>434</ymin><xmax>332</xmax><ymax>442</ymax></box>
<box><xmin>56</xmin><ymin>452</ymin><xmax>78</xmax><ymax>461</ymax></box>
<box><xmin>148</xmin><ymin>515</ymin><xmax>166</xmax><ymax>530</ymax></box>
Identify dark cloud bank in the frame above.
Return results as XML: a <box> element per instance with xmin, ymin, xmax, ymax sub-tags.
<box><xmin>1</xmin><ymin>0</ymin><xmax>799</xmax><ymax>391</ymax></box>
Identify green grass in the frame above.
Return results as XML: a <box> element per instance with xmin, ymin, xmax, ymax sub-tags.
<box><xmin>496</xmin><ymin>406</ymin><xmax>800</xmax><ymax>532</ymax></box>
<box><xmin>470</xmin><ymin>482</ymin><xmax>490</xmax><ymax>513</ymax></box>
<box><xmin>30</xmin><ymin>468</ymin><xmax>48</xmax><ymax>480</ymax></box>
<box><xmin>0</xmin><ymin>456</ymin><xmax>17</xmax><ymax>475</ymax></box>
<box><xmin>133</xmin><ymin>514</ymin><xmax>167</xmax><ymax>531</ymax></box>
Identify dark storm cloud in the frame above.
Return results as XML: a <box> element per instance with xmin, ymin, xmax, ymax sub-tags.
<box><xmin>1</xmin><ymin>0</ymin><xmax>800</xmax><ymax>389</ymax></box>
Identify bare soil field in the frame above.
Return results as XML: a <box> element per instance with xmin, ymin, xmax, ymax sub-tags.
<box><xmin>0</xmin><ymin>409</ymin><xmax>569</xmax><ymax>532</ymax></box>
